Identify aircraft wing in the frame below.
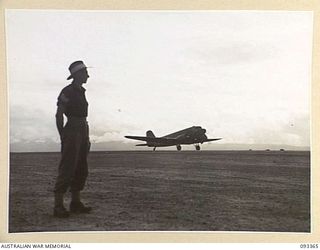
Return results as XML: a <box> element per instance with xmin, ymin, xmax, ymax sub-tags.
<box><xmin>125</xmin><ymin>136</ymin><xmax>178</xmax><ymax>143</ymax></box>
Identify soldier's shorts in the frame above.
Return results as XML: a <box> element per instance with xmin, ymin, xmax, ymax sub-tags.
<box><xmin>54</xmin><ymin>117</ymin><xmax>90</xmax><ymax>194</ymax></box>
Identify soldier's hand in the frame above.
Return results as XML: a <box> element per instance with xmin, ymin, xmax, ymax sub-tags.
<box><xmin>60</xmin><ymin>133</ymin><xmax>64</xmax><ymax>142</ymax></box>
<box><xmin>87</xmin><ymin>139</ymin><xmax>91</xmax><ymax>152</ymax></box>
<box><xmin>59</xmin><ymin>133</ymin><xmax>64</xmax><ymax>153</ymax></box>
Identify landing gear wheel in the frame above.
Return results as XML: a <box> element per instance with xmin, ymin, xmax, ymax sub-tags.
<box><xmin>176</xmin><ymin>145</ymin><xmax>182</xmax><ymax>151</ymax></box>
<box><xmin>195</xmin><ymin>145</ymin><xmax>201</xmax><ymax>151</ymax></box>
<box><xmin>153</xmin><ymin>147</ymin><xmax>156</xmax><ymax>151</ymax></box>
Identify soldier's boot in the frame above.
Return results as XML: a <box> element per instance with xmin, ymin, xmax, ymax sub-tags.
<box><xmin>70</xmin><ymin>191</ymin><xmax>92</xmax><ymax>214</ymax></box>
<box><xmin>53</xmin><ymin>192</ymin><xmax>70</xmax><ymax>218</ymax></box>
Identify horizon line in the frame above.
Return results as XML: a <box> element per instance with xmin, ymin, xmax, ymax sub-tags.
<box><xmin>10</xmin><ymin>149</ymin><xmax>311</xmax><ymax>154</ymax></box>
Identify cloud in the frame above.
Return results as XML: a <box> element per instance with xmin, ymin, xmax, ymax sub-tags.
<box><xmin>10</xmin><ymin>105</ymin><xmax>57</xmax><ymax>143</ymax></box>
<box><xmin>245</xmin><ymin>114</ymin><xmax>310</xmax><ymax>146</ymax></box>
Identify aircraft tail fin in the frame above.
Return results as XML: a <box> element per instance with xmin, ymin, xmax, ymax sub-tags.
<box><xmin>146</xmin><ymin>130</ymin><xmax>155</xmax><ymax>138</ymax></box>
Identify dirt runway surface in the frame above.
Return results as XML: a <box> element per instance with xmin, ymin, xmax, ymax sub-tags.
<box><xmin>9</xmin><ymin>151</ymin><xmax>310</xmax><ymax>232</ymax></box>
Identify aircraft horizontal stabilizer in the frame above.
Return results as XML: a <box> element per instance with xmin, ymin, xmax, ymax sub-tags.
<box><xmin>125</xmin><ymin>135</ymin><xmax>177</xmax><ymax>143</ymax></box>
<box><xmin>125</xmin><ymin>136</ymin><xmax>149</xmax><ymax>141</ymax></box>
<box><xmin>205</xmin><ymin>138</ymin><xmax>222</xmax><ymax>142</ymax></box>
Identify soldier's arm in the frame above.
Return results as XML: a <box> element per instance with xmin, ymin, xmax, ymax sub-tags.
<box><xmin>56</xmin><ymin>92</ymin><xmax>69</xmax><ymax>139</ymax></box>
<box><xmin>55</xmin><ymin>105</ymin><xmax>65</xmax><ymax>139</ymax></box>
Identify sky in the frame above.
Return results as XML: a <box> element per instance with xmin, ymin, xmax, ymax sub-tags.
<box><xmin>6</xmin><ymin>10</ymin><xmax>313</xmax><ymax>151</ymax></box>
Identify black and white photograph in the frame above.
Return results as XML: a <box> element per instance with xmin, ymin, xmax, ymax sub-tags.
<box><xmin>6</xmin><ymin>10</ymin><xmax>312</xmax><ymax>233</ymax></box>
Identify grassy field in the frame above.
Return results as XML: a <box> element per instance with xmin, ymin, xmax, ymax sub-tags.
<box><xmin>9</xmin><ymin>150</ymin><xmax>310</xmax><ymax>232</ymax></box>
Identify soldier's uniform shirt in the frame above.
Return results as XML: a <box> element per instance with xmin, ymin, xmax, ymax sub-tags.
<box><xmin>57</xmin><ymin>83</ymin><xmax>88</xmax><ymax>117</ymax></box>
<box><xmin>54</xmin><ymin>83</ymin><xmax>90</xmax><ymax>194</ymax></box>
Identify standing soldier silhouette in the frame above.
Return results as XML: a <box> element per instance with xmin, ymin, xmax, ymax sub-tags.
<box><xmin>53</xmin><ymin>61</ymin><xmax>92</xmax><ymax>218</ymax></box>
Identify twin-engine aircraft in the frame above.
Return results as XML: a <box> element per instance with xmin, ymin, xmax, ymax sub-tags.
<box><xmin>125</xmin><ymin>126</ymin><xmax>222</xmax><ymax>151</ymax></box>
